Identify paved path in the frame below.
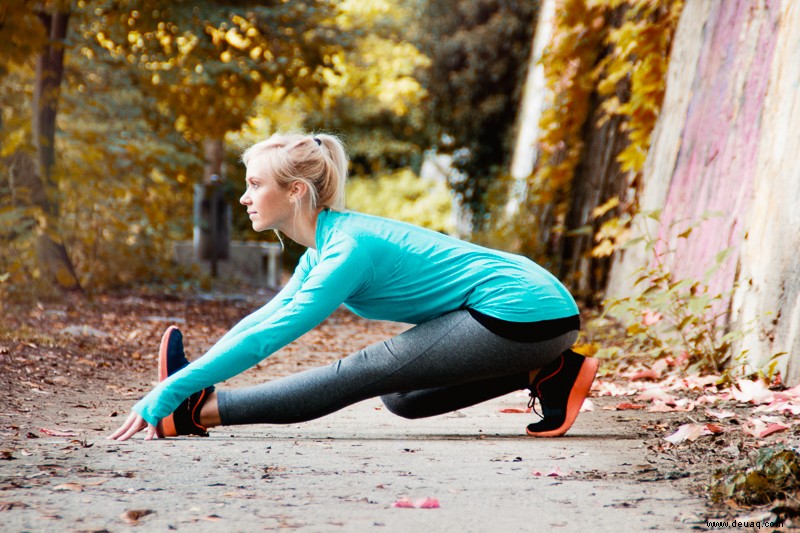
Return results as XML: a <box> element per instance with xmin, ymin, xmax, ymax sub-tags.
<box><xmin>3</xmin><ymin>391</ymin><xmax>707</xmax><ymax>532</ymax></box>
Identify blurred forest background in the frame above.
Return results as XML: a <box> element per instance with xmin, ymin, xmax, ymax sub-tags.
<box><xmin>1</xmin><ymin>0</ymin><xmax>798</xmax><ymax>381</ymax></box>
<box><xmin>0</xmin><ymin>0</ymin><xmax>535</xmax><ymax>296</ymax></box>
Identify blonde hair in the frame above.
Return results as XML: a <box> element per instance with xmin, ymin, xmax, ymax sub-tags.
<box><xmin>241</xmin><ymin>132</ymin><xmax>348</xmax><ymax>211</ymax></box>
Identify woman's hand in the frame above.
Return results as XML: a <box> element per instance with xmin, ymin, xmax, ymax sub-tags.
<box><xmin>107</xmin><ymin>411</ymin><xmax>159</xmax><ymax>441</ymax></box>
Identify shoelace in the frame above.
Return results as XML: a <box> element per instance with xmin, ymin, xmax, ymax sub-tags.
<box><xmin>527</xmin><ymin>391</ymin><xmax>543</xmax><ymax>419</ymax></box>
<box><xmin>526</xmin><ymin>354</ymin><xmax>565</xmax><ymax>420</ymax></box>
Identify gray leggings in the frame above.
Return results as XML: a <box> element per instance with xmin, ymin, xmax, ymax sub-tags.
<box><xmin>217</xmin><ymin>310</ymin><xmax>578</xmax><ymax>425</ymax></box>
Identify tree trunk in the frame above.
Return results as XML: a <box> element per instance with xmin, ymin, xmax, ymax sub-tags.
<box><xmin>551</xmin><ymin>6</ymin><xmax>629</xmax><ymax>306</ymax></box>
<box><xmin>559</xmin><ymin>89</ymin><xmax>629</xmax><ymax>306</ymax></box>
<box><xmin>203</xmin><ymin>137</ymin><xmax>224</xmax><ymax>185</ymax></box>
<box><xmin>31</xmin><ymin>7</ymin><xmax>81</xmax><ymax>293</ymax></box>
<box><xmin>195</xmin><ymin>137</ymin><xmax>229</xmax><ymax>278</ymax></box>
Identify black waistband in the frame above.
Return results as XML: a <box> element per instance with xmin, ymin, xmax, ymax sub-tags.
<box><xmin>467</xmin><ymin>309</ymin><xmax>580</xmax><ymax>343</ymax></box>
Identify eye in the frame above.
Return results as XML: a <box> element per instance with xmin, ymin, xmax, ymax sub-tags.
<box><xmin>248</xmin><ymin>181</ymin><xmax>259</xmax><ymax>190</ymax></box>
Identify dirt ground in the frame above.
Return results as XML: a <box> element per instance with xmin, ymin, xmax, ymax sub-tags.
<box><xmin>0</xmin><ymin>289</ymin><xmax>796</xmax><ymax>531</ymax></box>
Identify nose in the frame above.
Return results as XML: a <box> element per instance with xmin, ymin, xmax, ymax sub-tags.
<box><xmin>240</xmin><ymin>191</ymin><xmax>250</xmax><ymax>205</ymax></box>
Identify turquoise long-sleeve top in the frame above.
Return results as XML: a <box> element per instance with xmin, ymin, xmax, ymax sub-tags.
<box><xmin>133</xmin><ymin>209</ymin><xmax>578</xmax><ymax>425</ymax></box>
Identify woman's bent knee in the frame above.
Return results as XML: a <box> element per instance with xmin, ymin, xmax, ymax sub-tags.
<box><xmin>380</xmin><ymin>393</ymin><xmax>424</xmax><ymax>419</ymax></box>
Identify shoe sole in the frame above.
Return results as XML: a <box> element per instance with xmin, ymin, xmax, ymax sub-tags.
<box><xmin>156</xmin><ymin>326</ymin><xmax>180</xmax><ymax>438</ymax></box>
<box><xmin>526</xmin><ymin>357</ymin><xmax>599</xmax><ymax>438</ymax></box>
<box><xmin>158</xmin><ymin>325</ymin><xmax>179</xmax><ymax>382</ymax></box>
<box><xmin>157</xmin><ymin>388</ymin><xmax>209</xmax><ymax>438</ymax></box>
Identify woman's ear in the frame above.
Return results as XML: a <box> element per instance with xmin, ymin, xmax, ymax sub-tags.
<box><xmin>291</xmin><ymin>181</ymin><xmax>309</xmax><ymax>200</ymax></box>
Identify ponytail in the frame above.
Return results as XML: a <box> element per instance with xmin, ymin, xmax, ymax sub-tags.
<box><xmin>241</xmin><ymin>132</ymin><xmax>348</xmax><ymax>211</ymax></box>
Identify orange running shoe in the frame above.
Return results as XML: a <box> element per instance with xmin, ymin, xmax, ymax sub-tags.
<box><xmin>155</xmin><ymin>326</ymin><xmax>213</xmax><ymax>438</ymax></box>
<box><xmin>526</xmin><ymin>349</ymin><xmax>598</xmax><ymax>437</ymax></box>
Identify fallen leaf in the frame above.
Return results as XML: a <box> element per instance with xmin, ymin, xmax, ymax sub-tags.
<box><xmin>0</xmin><ymin>501</ymin><xmax>28</xmax><ymax>512</ymax></box>
<box><xmin>730</xmin><ymin>379</ymin><xmax>774</xmax><ymax>405</ymax></box>
<box><xmin>416</xmin><ymin>498</ymin><xmax>440</xmax><ymax>509</ymax></box>
<box><xmin>53</xmin><ymin>483</ymin><xmax>85</xmax><ymax>492</ymax></box>
<box><xmin>681</xmin><ymin>374</ymin><xmax>721</xmax><ymax>389</ymax></box>
<box><xmin>635</xmin><ymin>387</ymin><xmax>676</xmax><ymax>403</ymax></box>
<box><xmin>0</xmin><ymin>450</ymin><xmax>14</xmax><ymax>460</ymax></box>
<box><xmin>580</xmin><ymin>398</ymin><xmax>594</xmax><ymax>412</ymax></box>
<box><xmin>648</xmin><ymin>399</ymin><xmax>695</xmax><ymax>413</ymax></box>
<box><xmin>547</xmin><ymin>466</ymin><xmax>568</xmax><ymax>477</ymax></box>
<box><xmin>630</xmin><ymin>368</ymin><xmax>660</xmax><ymax>381</ymax></box>
<box><xmin>706</xmin><ymin>409</ymin><xmax>736</xmax><ymax>420</ymax></box>
<box><xmin>392</xmin><ymin>497</ymin><xmax>440</xmax><ymax>509</ymax></box>
<box><xmin>39</xmin><ymin>428</ymin><xmax>78</xmax><ymax>437</ymax></box>
<box><xmin>775</xmin><ymin>384</ymin><xmax>800</xmax><ymax>400</ymax></box>
<box><xmin>499</xmin><ymin>408</ymin><xmax>530</xmax><ymax>414</ymax></box>
<box><xmin>532</xmin><ymin>467</ymin><xmax>568</xmax><ymax>477</ymax></box>
<box><xmin>756</xmin><ymin>401</ymin><xmax>800</xmax><ymax>416</ymax></box>
<box><xmin>120</xmin><ymin>509</ymin><xmax>155</xmax><ymax>525</ymax></box>
<box><xmin>592</xmin><ymin>380</ymin><xmax>633</xmax><ymax>397</ymax></box>
<box><xmin>52</xmin><ymin>480</ymin><xmax>107</xmax><ymax>492</ymax></box>
<box><xmin>571</xmin><ymin>343</ymin><xmax>598</xmax><ymax>357</ymax></box>
<box><xmin>664</xmin><ymin>423</ymin><xmax>714</xmax><ymax>444</ymax></box>
<box><xmin>613</xmin><ymin>402</ymin><xmax>646</xmax><ymax>410</ymax></box>
<box><xmin>742</xmin><ymin>418</ymin><xmax>791</xmax><ymax>438</ymax></box>
<box><xmin>392</xmin><ymin>499</ymin><xmax>415</xmax><ymax>508</ymax></box>
<box><xmin>696</xmin><ymin>393</ymin><xmax>728</xmax><ymax>404</ymax></box>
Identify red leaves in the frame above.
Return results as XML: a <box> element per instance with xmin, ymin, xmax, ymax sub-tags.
<box><xmin>593</xmin><ymin>371</ymin><xmax>796</xmax><ymax>445</ymax></box>
<box><xmin>741</xmin><ymin>417</ymin><xmax>790</xmax><ymax>439</ymax></box>
<box><xmin>664</xmin><ymin>423</ymin><xmax>723</xmax><ymax>444</ymax></box>
<box><xmin>730</xmin><ymin>379</ymin><xmax>773</xmax><ymax>404</ymax></box>
<box><xmin>392</xmin><ymin>498</ymin><xmax>440</xmax><ymax>509</ymax></box>
<box><xmin>612</xmin><ymin>402</ymin><xmax>646</xmax><ymax>410</ymax></box>
<box><xmin>38</xmin><ymin>428</ymin><xmax>78</xmax><ymax>437</ymax></box>
<box><xmin>531</xmin><ymin>466</ymin><xmax>569</xmax><ymax>477</ymax></box>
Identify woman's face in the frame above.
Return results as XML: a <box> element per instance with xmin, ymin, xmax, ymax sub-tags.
<box><xmin>240</xmin><ymin>156</ymin><xmax>295</xmax><ymax>233</ymax></box>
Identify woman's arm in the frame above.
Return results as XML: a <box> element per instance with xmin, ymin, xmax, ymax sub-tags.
<box><xmin>131</xmin><ymin>236</ymin><xmax>374</xmax><ymax>426</ymax></box>
<box><xmin>213</xmin><ymin>251</ymin><xmax>312</xmax><ymax>345</ymax></box>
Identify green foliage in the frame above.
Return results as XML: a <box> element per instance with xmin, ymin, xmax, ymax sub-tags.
<box><xmin>712</xmin><ymin>447</ymin><xmax>800</xmax><ymax>506</ymax></box>
<box><xmin>345</xmin><ymin>169</ymin><xmax>453</xmax><ymax>234</ymax></box>
<box><xmin>417</xmin><ymin>0</ymin><xmax>536</xmax><ymax>226</ymax></box>
<box><xmin>601</xmin><ymin>212</ymin><xmax>744</xmax><ymax>373</ymax></box>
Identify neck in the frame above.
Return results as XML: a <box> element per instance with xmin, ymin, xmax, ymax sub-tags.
<box><xmin>282</xmin><ymin>208</ymin><xmax>322</xmax><ymax>249</ymax></box>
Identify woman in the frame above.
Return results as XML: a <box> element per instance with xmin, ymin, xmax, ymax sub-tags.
<box><xmin>109</xmin><ymin>133</ymin><xmax>598</xmax><ymax>442</ymax></box>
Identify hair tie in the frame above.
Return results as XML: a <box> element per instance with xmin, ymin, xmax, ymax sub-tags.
<box><xmin>313</xmin><ymin>137</ymin><xmax>321</xmax><ymax>146</ymax></box>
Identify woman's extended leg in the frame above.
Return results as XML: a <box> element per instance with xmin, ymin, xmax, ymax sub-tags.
<box><xmin>215</xmin><ymin>310</ymin><xmax>577</xmax><ymax>426</ymax></box>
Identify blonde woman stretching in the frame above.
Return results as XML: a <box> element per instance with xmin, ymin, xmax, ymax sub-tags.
<box><xmin>109</xmin><ymin>133</ymin><xmax>598</xmax><ymax>442</ymax></box>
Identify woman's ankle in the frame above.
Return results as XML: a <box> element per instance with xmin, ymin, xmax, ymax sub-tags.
<box><xmin>199</xmin><ymin>391</ymin><xmax>222</xmax><ymax>428</ymax></box>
